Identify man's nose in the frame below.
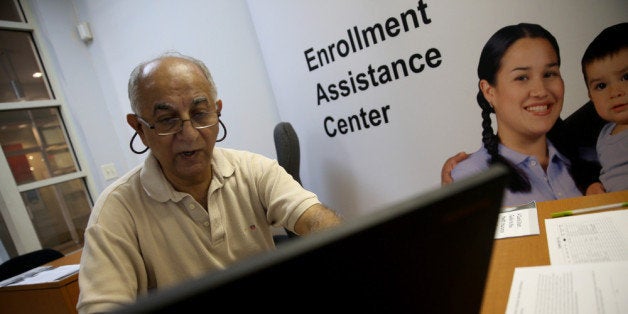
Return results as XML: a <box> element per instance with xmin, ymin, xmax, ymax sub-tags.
<box><xmin>177</xmin><ymin>119</ymin><xmax>199</xmax><ymax>139</ymax></box>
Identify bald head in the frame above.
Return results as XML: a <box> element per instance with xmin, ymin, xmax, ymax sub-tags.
<box><xmin>128</xmin><ymin>52</ymin><xmax>217</xmax><ymax>114</ymax></box>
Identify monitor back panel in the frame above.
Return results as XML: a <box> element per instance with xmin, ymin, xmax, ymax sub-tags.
<box><xmin>114</xmin><ymin>165</ymin><xmax>509</xmax><ymax>313</ymax></box>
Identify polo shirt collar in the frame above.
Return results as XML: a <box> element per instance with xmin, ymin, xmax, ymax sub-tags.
<box><xmin>140</xmin><ymin>154</ymin><xmax>182</xmax><ymax>202</ymax></box>
<box><xmin>209</xmin><ymin>147</ymin><xmax>236</xmax><ymax>184</ymax></box>
<box><xmin>139</xmin><ymin>148</ymin><xmax>236</xmax><ymax>203</ymax></box>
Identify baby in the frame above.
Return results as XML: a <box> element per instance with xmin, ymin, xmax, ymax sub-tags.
<box><xmin>581</xmin><ymin>22</ymin><xmax>628</xmax><ymax>192</ymax></box>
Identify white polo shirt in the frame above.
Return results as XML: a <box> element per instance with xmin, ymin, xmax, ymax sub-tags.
<box><xmin>77</xmin><ymin>147</ymin><xmax>320</xmax><ymax>314</ymax></box>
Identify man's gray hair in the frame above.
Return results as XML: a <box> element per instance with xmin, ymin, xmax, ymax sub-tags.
<box><xmin>127</xmin><ymin>51</ymin><xmax>218</xmax><ymax>114</ymax></box>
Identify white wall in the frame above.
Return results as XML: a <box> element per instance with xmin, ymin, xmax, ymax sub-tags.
<box><xmin>26</xmin><ymin>0</ymin><xmax>627</xmax><ymax>221</ymax></box>
<box><xmin>247</xmin><ymin>0</ymin><xmax>628</xmax><ymax>218</ymax></box>
<box><xmin>27</xmin><ymin>0</ymin><xmax>281</xmax><ymax>196</ymax></box>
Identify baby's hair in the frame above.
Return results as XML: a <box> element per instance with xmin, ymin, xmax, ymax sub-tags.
<box><xmin>476</xmin><ymin>23</ymin><xmax>560</xmax><ymax>192</ymax></box>
<box><xmin>581</xmin><ymin>22</ymin><xmax>628</xmax><ymax>84</ymax></box>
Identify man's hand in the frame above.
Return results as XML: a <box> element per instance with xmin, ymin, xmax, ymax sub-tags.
<box><xmin>441</xmin><ymin>151</ymin><xmax>469</xmax><ymax>186</ymax></box>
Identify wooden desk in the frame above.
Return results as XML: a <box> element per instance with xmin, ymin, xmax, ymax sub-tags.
<box><xmin>0</xmin><ymin>249</ymin><xmax>82</xmax><ymax>314</ymax></box>
<box><xmin>480</xmin><ymin>190</ymin><xmax>628</xmax><ymax>314</ymax></box>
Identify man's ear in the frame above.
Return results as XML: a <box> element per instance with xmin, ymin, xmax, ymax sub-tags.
<box><xmin>216</xmin><ymin>99</ymin><xmax>223</xmax><ymax>116</ymax></box>
<box><xmin>126</xmin><ymin>114</ymin><xmax>141</xmax><ymax>133</ymax></box>
<box><xmin>127</xmin><ymin>113</ymin><xmax>149</xmax><ymax>147</ymax></box>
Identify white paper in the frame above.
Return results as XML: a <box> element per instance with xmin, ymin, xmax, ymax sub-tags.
<box><xmin>5</xmin><ymin>264</ymin><xmax>80</xmax><ymax>286</ymax></box>
<box><xmin>494</xmin><ymin>206</ymin><xmax>540</xmax><ymax>239</ymax></box>
<box><xmin>545</xmin><ymin>210</ymin><xmax>628</xmax><ymax>265</ymax></box>
<box><xmin>0</xmin><ymin>266</ymin><xmax>52</xmax><ymax>287</ymax></box>
<box><xmin>506</xmin><ymin>262</ymin><xmax>628</xmax><ymax>314</ymax></box>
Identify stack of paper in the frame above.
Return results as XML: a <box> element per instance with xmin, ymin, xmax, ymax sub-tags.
<box><xmin>0</xmin><ymin>264</ymin><xmax>79</xmax><ymax>287</ymax></box>
<box><xmin>506</xmin><ymin>209</ymin><xmax>628</xmax><ymax>314</ymax></box>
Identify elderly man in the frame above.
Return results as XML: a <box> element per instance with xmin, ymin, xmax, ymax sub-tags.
<box><xmin>77</xmin><ymin>52</ymin><xmax>342</xmax><ymax>314</ymax></box>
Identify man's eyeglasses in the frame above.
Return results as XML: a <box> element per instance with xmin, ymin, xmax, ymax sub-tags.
<box><xmin>136</xmin><ymin>112</ymin><xmax>219</xmax><ymax>136</ymax></box>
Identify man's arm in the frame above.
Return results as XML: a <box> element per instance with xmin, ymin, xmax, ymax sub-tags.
<box><xmin>294</xmin><ymin>203</ymin><xmax>342</xmax><ymax>235</ymax></box>
<box><xmin>441</xmin><ymin>151</ymin><xmax>469</xmax><ymax>186</ymax></box>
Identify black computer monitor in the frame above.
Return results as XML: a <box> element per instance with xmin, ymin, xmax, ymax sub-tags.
<box><xmin>112</xmin><ymin>165</ymin><xmax>509</xmax><ymax>313</ymax></box>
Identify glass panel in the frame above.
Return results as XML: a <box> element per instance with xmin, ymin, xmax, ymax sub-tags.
<box><xmin>0</xmin><ymin>0</ymin><xmax>25</xmax><ymax>22</ymax></box>
<box><xmin>0</xmin><ymin>30</ymin><xmax>52</xmax><ymax>102</ymax></box>
<box><xmin>0</xmin><ymin>107</ymin><xmax>78</xmax><ymax>185</ymax></box>
<box><xmin>20</xmin><ymin>178</ymin><xmax>91</xmax><ymax>252</ymax></box>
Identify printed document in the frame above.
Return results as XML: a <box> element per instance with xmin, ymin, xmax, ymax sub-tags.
<box><xmin>545</xmin><ymin>209</ymin><xmax>628</xmax><ymax>265</ymax></box>
<box><xmin>506</xmin><ymin>261</ymin><xmax>628</xmax><ymax>314</ymax></box>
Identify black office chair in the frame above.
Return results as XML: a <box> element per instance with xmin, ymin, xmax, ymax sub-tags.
<box><xmin>273</xmin><ymin>122</ymin><xmax>302</xmax><ymax>243</ymax></box>
<box><xmin>0</xmin><ymin>248</ymin><xmax>64</xmax><ymax>281</ymax></box>
<box><xmin>274</xmin><ymin>121</ymin><xmax>302</xmax><ymax>184</ymax></box>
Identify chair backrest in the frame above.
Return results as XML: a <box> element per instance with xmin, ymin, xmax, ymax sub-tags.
<box><xmin>273</xmin><ymin>122</ymin><xmax>302</xmax><ymax>240</ymax></box>
<box><xmin>273</xmin><ymin>121</ymin><xmax>301</xmax><ymax>184</ymax></box>
<box><xmin>0</xmin><ymin>248</ymin><xmax>64</xmax><ymax>281</ymax></box>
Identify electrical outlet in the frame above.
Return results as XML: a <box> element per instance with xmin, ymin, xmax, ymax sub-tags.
<box><xmin>101</xmin><ymin>163</ymin><xmax>118</xmax><ymax>180</ymax></box>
